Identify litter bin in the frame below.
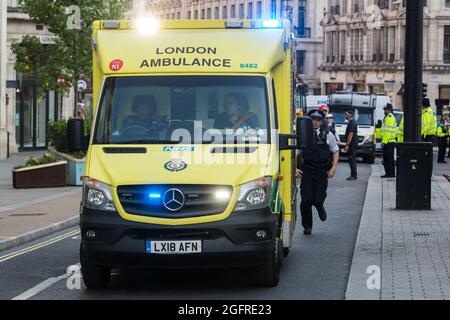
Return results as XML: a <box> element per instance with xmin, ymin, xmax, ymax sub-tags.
<box><xmin>396</xmin><ymin>142</ymin><xmax>433</xmax><ymax>210</ymax></box>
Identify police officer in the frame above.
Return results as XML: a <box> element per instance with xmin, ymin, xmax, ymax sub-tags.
<box><xmin>437</xmin><ymin>118</ymin><xmax>449</xmax><ymax>164</ymax></box>
<box><xmin>397</xmin><ymin>116</ymin><xmax>404</xmax><ymax>143</ymax></box>
<box><xmin>381</xmin><ymin>103</ymin><xmax>397</xmax><ymax>178</ymax></box>
<box><xmin>297</xmin><ymin>109</ymin><xmax>340</xmax><ymax>235</ymax></box>
<box><xmin>422</xmin><ymin>98</ymin><xmax>438</xmax><ymax>143</ymax></box>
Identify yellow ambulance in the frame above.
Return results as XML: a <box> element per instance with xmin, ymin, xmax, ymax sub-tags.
<box><xmin>74</xmin><ymin>18</ymin><xmax>302</xmax><ymax>288</ymax></box>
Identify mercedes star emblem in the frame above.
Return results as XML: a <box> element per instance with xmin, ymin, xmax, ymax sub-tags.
<box><xmin>163</xmin><ymin>188</ymin><xmax>185</xmax><ymax>212</ymax></box>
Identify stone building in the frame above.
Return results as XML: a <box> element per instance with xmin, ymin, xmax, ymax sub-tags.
<box><xmin>320</xmin><ymin>0</ymin><xmax>450</xmax><ymax>112</ymax></box>
<box><xmin>0</xmin><ymin>0</ymin><xmax>75</xmax><ymax>158</ymax></box>
<box><xmin>127</xmin><ymin>0</ymin><xmax>326</xmax><ymax>94</ymax></box>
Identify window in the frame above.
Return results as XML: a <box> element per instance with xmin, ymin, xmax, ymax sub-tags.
<box><xmin>239</xmin><ymin>3</ymin><xmax>244</xmax><ymax>19</ymax></box>
<box><xmin>256</xmin><ymin>1</ymin><xmax>262</xmax><ymax>18</ymax></box>
<box><xmin>207</xmin><ymin>8</ymin><xmax>211</xmax><ymax>19</ymax></box>
<box><xmin>231</xmin><ymin>5</ymin><xmax>236</xmax><ymax>18</ymax></box>
<box><xmin>94</xmin><ymin>76</ymin><xmax>270</xmax><ymax>145</ymax></box>
<box><xmin>127</xmin><ymin>0</ymin><xmax>133</xmax><ymax>11</ymax></box>
<box><xmin>297</xmin><ymin>50</ymin><xmax>306</xmax><ymax>74</ymax></box>
<box><xmin>298</xmin><ymin>0</ymin><xmax>307</xmax><ymax>37</ymax></box>
<box><xmin>214</xmin><ymin>7</ymin><xmax>219</xmax><ymax>19</ymax></box>
<box><xmin>222</xmin><ymin>6</ymin><xmax>227</xmax><ymax>19</ymax></box>
<box><xmin>271</xmin><ymin>0</ymin><xmax>277</xmax><ymax>18</ymax></box>
<box><xmin>444</xmin><ymin>26</ymin><xmax>450</xmax><ymax>63</ymax></box>
<box><xmin>247</xmin><ymin>2</ymin><xmax>253</xmax><ymax>19</ymax></box>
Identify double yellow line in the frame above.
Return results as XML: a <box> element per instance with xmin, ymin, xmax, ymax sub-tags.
<box><xmin>0</xmin><ymin>229</ymin><xmax>80</xmax><ymax>263</ymax></box>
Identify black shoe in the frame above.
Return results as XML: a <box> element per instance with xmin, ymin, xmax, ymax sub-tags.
<box><xmin>346</xmin><ymin>176</ymin><xmax>357</xmax><ymax>181</ymax></box>
<box><xmin>438</xmin><ymin>161</ymin><xmax>448</xmax><ymax>164</ymax></box>
<box><xmin>317</xmin><ymin>206</ymin><xmax>327</xmax><ymax>222</ymax></box>
<box><xmin>303</xmin><ymin>228</ymin><xmax>312</xmax><ymax>235</ymax></box>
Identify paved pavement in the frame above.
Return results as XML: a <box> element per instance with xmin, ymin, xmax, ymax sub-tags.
<box><xmin>0</xmin><ymin>151</ymin><xmax>81</xmax><ymax>250</ymax></box>
<box><xmin>0</xmin><ymin>163</ymin><xmax>371</xmax><ymax>300</ymax></box>
<box><xmin>346</xmin><ymin>156</ymin><xmax>450</xmax><ymax>300</ymax></box>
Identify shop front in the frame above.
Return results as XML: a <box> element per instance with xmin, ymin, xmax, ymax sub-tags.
<box><xmin>12</xmin><ymin>79</ymin><xmax>58</xmax><ymax>150</ymax></box>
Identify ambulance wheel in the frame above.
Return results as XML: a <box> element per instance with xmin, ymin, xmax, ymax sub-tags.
<box><xmin>80</xmin><ymin>245</ymin><xmax>111</xmax><ymax>289</ymax></box>
<box><xmin>365</xmin><ymin>155</ymin><xmax>375</xmax><ymax>164</ymax></box>
<box><xmin>252</xmin><ymin>237</ymin><xmax>282</xmax><ymax>287</ymax></box>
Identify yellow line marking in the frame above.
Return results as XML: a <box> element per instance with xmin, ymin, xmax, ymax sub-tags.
<box><xmin>0</xmin><ymin>229</ymin><xmax>80</xmax><ymax>263</ymax></box>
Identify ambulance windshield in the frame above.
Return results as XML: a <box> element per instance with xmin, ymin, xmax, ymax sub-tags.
<box><xmin>94</xmin><ymin>76</ymin><xmax>270</xmax><ymax>145</ymax></box>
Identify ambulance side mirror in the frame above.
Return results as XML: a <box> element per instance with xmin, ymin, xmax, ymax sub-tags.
<box><xmin>297</xmin><ymin>116</ymin><xmax>314</xmax><ymax>149</ymax></box>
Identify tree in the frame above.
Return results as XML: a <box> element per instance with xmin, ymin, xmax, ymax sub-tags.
<box><xmin>12</xmin><ymin>0</ymin><xmax>127</xmax><ymax>97</ymax></box>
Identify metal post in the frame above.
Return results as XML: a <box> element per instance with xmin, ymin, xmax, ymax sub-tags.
<box><xmin>403</xmin><ymin>0</ymin><xmax>423</xmax><ymax>142</ymax></box>
<box><xmin>396</xmin><ymin>0</ymin><xmax>432</xmax><ymax>211</ymax></box>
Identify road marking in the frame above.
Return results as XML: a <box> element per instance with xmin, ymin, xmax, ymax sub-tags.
<box><xmin>0</xmin><ymin>229</ymin><xmax>80</xmax><ymax>263</ymax></box>
<box><xmin>12</xmin><ymin>273</ymin><xmax>71</xmax><ymax>300</ymax></box>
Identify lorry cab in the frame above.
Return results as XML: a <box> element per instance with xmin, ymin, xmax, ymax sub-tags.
<box><xmin>329</xmin><ymin>92</ymin><xmax>377</xmax><ymax>164</ymax></box>
<box><xmin>76</xmin><ymin>19</ymin><xmax>300</xmax><ymax>288</ymax></box>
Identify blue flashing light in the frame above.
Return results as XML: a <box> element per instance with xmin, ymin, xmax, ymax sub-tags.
<box><xmin>262</xmin><ymin>20</ymin><xmax>280</xmax><ymax>28</ymax></box>
<box><xmin>149</xmin><ymin>193</ymin><xmax>161</xmax><ymax>199</ymax></box>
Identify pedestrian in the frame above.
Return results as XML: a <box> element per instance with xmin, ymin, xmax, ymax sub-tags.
<box><xmin>319</xmin><ymin>105</ymin><xmax>330</xmax><ymax>131</ymax></box>
<box><xmin>437</xmin><ymin>118</ymin><xmax>449</xmax><ymax>164</ymax></box>
<box><xmin>381</xmin><ymin>103</ymin><xmax>397</xmax><ymax>178</ymax></box>
<box><xmin>326</xmin><ymin>113</ymin><xmax>340</xmax><ymax>143</ymax></box>
<box><xmin>422</xmin><ymin>97</ymin><xmax>438</xmax><ymax>143</ymax></box>
<box><xmin>344</xmin><ymin>110</ymin><xmax>358</xmax><ymax>181</ymax></box>
<box><xmin>297</xmin><ymin>109</ymin><xmax>339</xmax><ymax>235</ymax></box>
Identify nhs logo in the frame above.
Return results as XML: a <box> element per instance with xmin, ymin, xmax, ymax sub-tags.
<box><xmin>163</xmin><ymin>146</ymin><xmax>195</xmax><ymax>152</ymax></box>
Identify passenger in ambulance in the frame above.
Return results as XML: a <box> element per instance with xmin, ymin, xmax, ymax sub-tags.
<box><xmin>214</xmin><ymin>93</ymin><xmax>259</xmax><ymax>131</ymax></box>
<box><xmin>121</xmin><ymin>95</ymin><xmax>162</xmax><ymax>137</ymax></box>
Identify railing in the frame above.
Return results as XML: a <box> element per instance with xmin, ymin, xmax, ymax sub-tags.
<box><xmin>297</xmin><ymin>27</ymin><xmax>311</xmax><ymax>38</ymax></box>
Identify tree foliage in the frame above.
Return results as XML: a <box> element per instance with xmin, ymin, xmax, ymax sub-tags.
<box><xmin>11</xmin><ymin>0</ymin><xmax>127</xmax><ymax>96</ymax></box>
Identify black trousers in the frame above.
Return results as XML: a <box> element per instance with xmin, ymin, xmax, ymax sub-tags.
<box><xmin>300</xmin><ymin>167</ymin><xmax>328</xmax><ymax>230</ymax></box>
<box><xmin>438</xmin><ymin>137</ymin><xmax>448</xmax><ymax>162</ymax></box>
<box><xmin>383</xmin><ymin>143</ymin><xmax>396</xmax><ymax>177</ymax></box>
<box><xmin>347</xmin><ymin>144</ymin><xmax>357</xmax><ymax>178</ymax></box>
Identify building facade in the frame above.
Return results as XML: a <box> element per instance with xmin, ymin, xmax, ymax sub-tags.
<box><xmin>1</xmin><ymin>0</ymin><xmax>7</xmax><ymax>159</ymax></box>
<box><xmin>321</xmin><ymin>0</ymin><xmax>450</xmax><ymax>111</ymax></box>
<box><xmin>0</xmin><ymin>0</ymin><xmax>75</xmax><ymax>158</ymax></box>
<box><xmin>127</xmin><ymin>0</ymin><xmax>325</xmax><ymax>94</ymax></box>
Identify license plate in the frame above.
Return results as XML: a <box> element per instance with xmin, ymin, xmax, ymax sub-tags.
<box><xmin>146</xmin><ymin>240</ymin><xmax>202</xmax><ymax>255</ymax></box>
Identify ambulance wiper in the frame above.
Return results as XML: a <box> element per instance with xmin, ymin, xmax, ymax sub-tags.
<box><xmin>119</xmin><ymin>139</ymin><xmax>181</xmax><ymax>145</ymax></box>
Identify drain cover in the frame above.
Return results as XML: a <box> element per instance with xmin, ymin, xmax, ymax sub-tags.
<box><xmin>9</xmin><ymin>213</ymin><xmax>47</xmax><ymax>217</ymax></box>
<box><xmin>414</xmin><ymin>232</ymin><xmax>450</xmax><ymax>240</ymax></box>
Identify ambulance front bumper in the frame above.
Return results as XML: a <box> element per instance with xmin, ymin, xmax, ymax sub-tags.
<box><xmin>79</xmin><ymin>207</ymin><xmax>277</xmax><ymax>269</ymax></box>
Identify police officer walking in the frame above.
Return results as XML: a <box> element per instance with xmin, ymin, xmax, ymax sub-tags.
<box><xmin>437</xmin><ymin>118</ymin><xmax>449</xmax><ymax>164</ymax></box>
<box><xmin>381</xmin><ymin>103</ymin><xmax>397</xmax><ymax>178</ymax></box>
<box><xmin>297</xmin><ymin>109</ymin><xmax>340</xmax><ymax>235</ymax></box>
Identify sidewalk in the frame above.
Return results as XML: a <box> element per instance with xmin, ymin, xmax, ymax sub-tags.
<box><xmin>346</xmin><ymin>161</ymin><xmax>450</xmax><ymax>300</ymax></box>
<box><xmin>0</xmin><ymin>151</ymin><xmax>81</xmax><ymax>251</ymax></box>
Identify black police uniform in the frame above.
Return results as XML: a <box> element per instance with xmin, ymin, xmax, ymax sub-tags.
<box><xmin>300</xmin><ymin>128</ymin><xmax>332</xmax><ymax>231</ymax></box>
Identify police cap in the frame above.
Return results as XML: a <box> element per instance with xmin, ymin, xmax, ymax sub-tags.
<box><xmin>307</xmin><ymin>109</ymin><xmax>325</xmax><ymax>119</ymax></box>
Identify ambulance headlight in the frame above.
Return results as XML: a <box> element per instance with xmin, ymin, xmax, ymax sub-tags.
<box><xmin>235</xmin><ymin>177</ymin><xmax>272</xmax><ymax>212</ymax></box>
<box><xmin>136</xmin><ymin>17</ymin><xmax>159</xmax><ymax>35</ymax></box>
<box><xmin>82</xmin><ymin>177</ymin><xmax>116</xmax><ymax>212</ymax></box>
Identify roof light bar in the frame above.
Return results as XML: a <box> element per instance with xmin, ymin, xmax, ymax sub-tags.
<box><xmin>102</xmin><ymin>20</ymin><xmax>121</xmax><ymax>29</ymax></box>
<box><xmin>225</xmin><ymin>20</ymin><xmax>244</xmax><ymax>29</ymax></box>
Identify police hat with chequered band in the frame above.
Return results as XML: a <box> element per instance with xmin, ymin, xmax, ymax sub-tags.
<box><xmin>307</xmin><ymin>109</ymin><xmax>326</xmax><ymax>119</ymax></box>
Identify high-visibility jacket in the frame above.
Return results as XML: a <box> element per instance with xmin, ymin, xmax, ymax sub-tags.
<box><xmin>422</xmin><ymin>107</ymin><xmax>437</xmax><ymax>137</ymax></box>
<box><xmin>437</xmin><ymin>125</ymin><xmax>449</xmax><ymax>138</ymax></box>
<box><xmin>397</xmin><ymin>116</ymin><xmax>404</xmax><ymax>143</ymax></box>
<box><xmin>381</xmin><ymin>113</ymin><xmax>397</xmax><ymax>144</ymax></box>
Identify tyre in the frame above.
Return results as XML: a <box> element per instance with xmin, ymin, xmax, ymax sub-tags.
<box><xmin>365</xmin><ymin>155</ymin><xmax>375</xmax><ymax>164</ymax></box>
<box><xmin>80</xmin><ymin>245</ymin><xmax>111</xmax><ymax>289</ymax></box>
<box><xmin>252</xmin><ymin>237</ymin><xmax>282</xmax><ymax>287</ymax></box>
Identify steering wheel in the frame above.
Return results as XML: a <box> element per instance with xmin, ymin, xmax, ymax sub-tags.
<box><xmin>120</xmin><ymin>125</ymin><xmax>148</xmax><ymax>136</ymax></box>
